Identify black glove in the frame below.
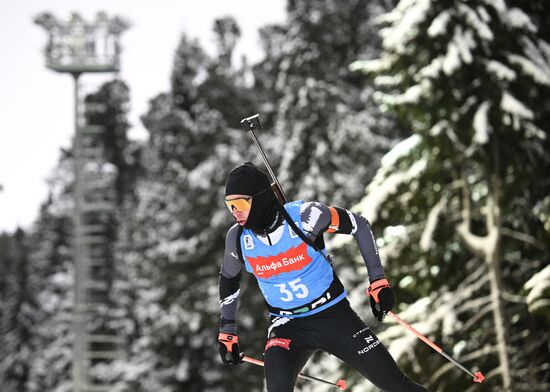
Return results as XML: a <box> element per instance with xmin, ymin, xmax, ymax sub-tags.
<box><xmin>368</xmin><ymin>278</ymin><xmax>395</xmax><ymax>321</ymax></box>
<box><xmin>218</xmin><ymin>333</ymin><xmax>244</xmax><ymax>366</ymax></box>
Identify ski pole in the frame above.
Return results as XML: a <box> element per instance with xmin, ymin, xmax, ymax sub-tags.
<box><xmin>243</xmin><ymin>356</ymin><xmax>347</xmax><ymax>390</ymax></box>
<box><xmin>387</xmin><ymin>311</ymin><xmax>485</xmax><ymax>383</ymax></box>
<box><xmin>240</xmin><ymin>114</ymin><xmax>288</xmax><ymax>203</ymax></box>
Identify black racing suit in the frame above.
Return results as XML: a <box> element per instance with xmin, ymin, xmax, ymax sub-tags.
<box><xmin>219</xmin><ymin>201</ymin><xmax>429</xmax><ymax>392</ymax></box>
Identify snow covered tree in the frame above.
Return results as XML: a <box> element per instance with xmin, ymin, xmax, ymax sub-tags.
<box><xmin>348</xmin><ymin>0</ymin><xmax>550</xmax><ymax>391</ymax></box>
<box><xmin>81</xmin><ymin>80</ymin><xmax>136</xmax><ymax>387</ymax></box>
<box><xmin>84</xmin><ymin>79</ymin><xmax>139</xmax><ymax>203</ymax></box>
<box><xmin>0</xmin><ymin>229</ymin><xmax>34</xmax><ymax>391</ymax></box>
<box><xmin>261</xmin><ymin>0</ymin><xmax>402</xmax><ymax>208</ymax></box>
<box><xmin>24</xmin><ymin>159</ymin><xmax>75</xmax><ymax>392</ymax></box>
<box><xmin>106</xmin><ymin>21</ymin><xmax>266</xmax><ymax>391</ymax></box>
<box><xmin>251</xmin><ymin>24</ymin><xmax>287</xmax><ymax>114</ymax></box>
<box><xmin>0</xmin><ymin>78</ymin><xmax>135</xmax><ymax>392</ymax></box>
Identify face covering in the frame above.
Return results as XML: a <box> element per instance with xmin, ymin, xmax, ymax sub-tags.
<box><xmin>244</xmin><ymin>188</ymin><xmax>282</xmax><ymax>233</ymax></box>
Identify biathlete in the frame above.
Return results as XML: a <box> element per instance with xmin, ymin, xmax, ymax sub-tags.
<box><xmin>218</xmin><ymin>162</ymin><xmax>429</xmax><ymax>392</ymax></box>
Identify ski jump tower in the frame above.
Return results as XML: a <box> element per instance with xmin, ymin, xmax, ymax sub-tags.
<box><xmin>35</xmin><ymin>12</ymin><xmax>129</xmax><ymax>392</ymax></box>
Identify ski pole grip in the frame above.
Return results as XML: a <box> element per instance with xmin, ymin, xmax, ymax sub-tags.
<box><xmin>218</xmin><ymin>333</ymin><xmax>238</xmax><ymax>352</ymax></box>
<box><xmin>367</xmin><ymin>278</ymin><xmax>390</xmax><ymax>303</ymax></box>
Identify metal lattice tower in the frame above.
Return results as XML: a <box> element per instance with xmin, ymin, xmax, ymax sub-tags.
<box><xmin>35</xmin><ymin>12</ymin><xmax>129</xmax><ymax>392</ymax></box>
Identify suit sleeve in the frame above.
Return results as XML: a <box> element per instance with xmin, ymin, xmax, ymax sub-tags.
<box><xmin>219</xmin><ymin>224</ymin><xmax>244</xmax><ymax>334</ymax></box>
<box><xmin>300</xmin><ymin>201</ymin><xmax>386</xmax><ymax>282</ymax></box>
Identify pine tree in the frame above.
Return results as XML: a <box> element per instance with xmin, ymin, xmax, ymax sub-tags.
<box><xmin>19</xmin><ymin>79</ymin><xmax>134</xmax><ymax>392</ymax></box>
<box><xmin>84</xmin><ymin>79</ymin><xmax>139</xmax><ymax>202</ymax></box>
<box><xmin>349</xmin><ymin>1</ymin><xmax>550</xmax><ymax>391</ymax></box>
<box><xmin>264</xmin><ymin>0</ymin><xmax>402</xmax><ymax>207</ymax></box>
<box><xmin>247</xmin><ymin>2</ymin><xmax>405</xmax><ymax>389</ymax></box>
<box><xmin>0</xmin><ymin>229</ymin><xmax>34</xmax><ymax>391</ymax></box>
<box><xmin>25</xmin><ymin>160</ymin><xmax>75</xmax><ymax>392</ymax></box>
<box><xmin>108</xmin><ymin>21</ymin><xmax>263</xmax><ymax>391</ymax></box>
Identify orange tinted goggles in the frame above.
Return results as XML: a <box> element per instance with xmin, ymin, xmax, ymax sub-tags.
<box><xmin>224</xmin><ymin>197</ymin><xmax>251</xmax><ymax>212</ymax></box>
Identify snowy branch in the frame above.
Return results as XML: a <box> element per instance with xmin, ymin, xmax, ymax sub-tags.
<box><xmin>500</xmin><ymin>291</ymin><xmax>525</xmax><ymax>304</ymax></box>
<box><xmin>456</xmin><ymin>180</ymin><xmax>500</xmax><ymax>259</ymax></box>
<box><xmin>456</xmin><ymin>294</ymin><xmax>491</xmax><ymax>314</ymax></box>
<box><xmin>461</xmin><ymin>305</ymin><xmax>492</xmax><ymax>332</ymax></box>
<box><xmin>500</xmin><ymin>227</ymin><xmax>546</xmax><ymax>250</ymax></box>
<box><xmin>456</xmin><ymin>221</ymin><xmax>486</xmax><ymax>258</ymax></box>
<box><xmin>420</xmin><ymin>197</ymin><xmax>446</xmax><ymax>251</ymax></box>
<box><xmin>524</xmin><ymin>265</ymin><xmax>550</xmax><ymax>313</ymax></box>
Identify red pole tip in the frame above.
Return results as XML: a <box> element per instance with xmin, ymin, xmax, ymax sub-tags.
<box><xmin>336</xmin><ymin>379</ymin><xmax>347</xmax><ymax>390</ymax></box>
<box><xmin>473</xmin><ymin>372</ymin><xmax>485</xmax><ymax>383</ymax></box>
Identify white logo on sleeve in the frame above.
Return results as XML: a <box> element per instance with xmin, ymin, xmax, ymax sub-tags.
<box><xmin>303</xmin><ymin>205</ymin><xmax>322</xmax><ymax>232</ymax></box>
<box><xmin>243</xmin><ymin>235</ymin><xmax>254</xmax><ymax>250</ymax></box>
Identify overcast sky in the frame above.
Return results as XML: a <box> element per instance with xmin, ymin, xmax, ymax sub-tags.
<box><xmin>0</xmin><ymin>0</ymin><xmax>286</xmax><ymax>233</ymax></box>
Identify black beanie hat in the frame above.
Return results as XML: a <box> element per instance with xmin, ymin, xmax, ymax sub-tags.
<box><xmin>225</xmin><ymin>162</ymin><xmax>271</xmax><ymax>196</ymax></box>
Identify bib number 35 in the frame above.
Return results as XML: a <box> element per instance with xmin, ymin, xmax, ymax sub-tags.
<box><xmin>275</xmin><ymin>278</ymin><xmax>309</xmax><ymax>302</ymax></box>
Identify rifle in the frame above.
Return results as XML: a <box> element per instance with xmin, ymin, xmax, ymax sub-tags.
<box><xmin>240</xmin><ymin>114</ymin><xmax>287</xmax><ymax>204</ymax></box>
